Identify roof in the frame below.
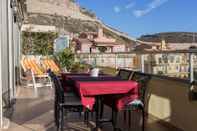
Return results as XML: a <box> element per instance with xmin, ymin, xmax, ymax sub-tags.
<box><xmin>73</xmin><ymin>38</ymin><xmax>93</xmax><ymax>45</ymax></box>
<box><xmin>94</xmin><ymin>37</ymin><xmax>116</xmax><ymax>43</ymax></box>
<box><xmin>94</xmin><ymin>41</ymin><xmax>123</xmax><ymax>45</ymax></box>
<box><xmin>21</xmin><ymin>24</ymin><xmax>56</xmax><ymax>32</ymax></box>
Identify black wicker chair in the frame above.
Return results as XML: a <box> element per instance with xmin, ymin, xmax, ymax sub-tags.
<box><xmin>99</xmin><ymin>69</ymin><xmax>135</xmax><ymax>131</ymax></box>
<box><xmin>124</xmin><ymin>72</ymin><xmax>151</xmax><ymax>131</ymax></box>
<box><xmin>48</xmin><ymin>70</ymin><xmax>89</xmax><ymax>131</ymax></box>
<box><xmin>117</xmin><ymin>69</ymin><xmax>134</xmax><ymax>80</ymax></box>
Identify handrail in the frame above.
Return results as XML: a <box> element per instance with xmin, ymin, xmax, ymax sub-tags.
<box><xmin>117</xmin><ymin>68</ymin><xmax>190</xmax><ymax>84</ymax></box>
<box><xmin>75</xmin><ymin>49</ymin><xmax>197</xmax><ymax>55</ymax></box>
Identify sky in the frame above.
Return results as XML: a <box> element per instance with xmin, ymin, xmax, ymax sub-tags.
<box><xmin>76</xmin><ymin>0</ymin><xmax>197</xmax><ymax>38</ymax></box>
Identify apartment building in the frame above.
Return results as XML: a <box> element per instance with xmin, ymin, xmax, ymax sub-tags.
<box><xmin>150</xmin><ymin>54</ymin><xmax>189</xmax><ymax>78</ymax></box>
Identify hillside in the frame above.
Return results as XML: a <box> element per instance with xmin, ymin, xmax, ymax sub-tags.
<box><xmin>138</xmin><ymin>32</ymin><xmax>197</xmax><ymax>43</ymax></box>
<box><xmin>23</xmin><ymin>0</ymin><xmax>136</xmax><ymax>45</ymax></box>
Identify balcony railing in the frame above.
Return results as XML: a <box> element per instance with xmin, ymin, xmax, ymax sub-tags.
<box><xmin>75</xmin><ymin>50</ymin><xmax>197</xmax><ymax>81</ymax></box>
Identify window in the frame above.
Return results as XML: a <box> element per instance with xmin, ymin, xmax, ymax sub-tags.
<box><xmin>158</xmin><ymin>57</ymin><xmax>162</xmax><ymax>64</ymax></box>
<box><xmin>169</xmin><ymin>56</ymin><xmax>174</xmax><ymax>63</ymax></box>
<box><xmin>176</xmin><ymin>57</ymin><xmax>180</xmax><ymax>63</ymax></box>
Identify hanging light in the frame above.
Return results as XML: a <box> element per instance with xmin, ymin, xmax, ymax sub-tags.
<box><xmin>11</xmin><ymin>0</ymin><xmax>18</xmax><ymax>23</ymax></box>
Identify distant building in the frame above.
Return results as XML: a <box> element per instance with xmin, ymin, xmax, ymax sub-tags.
<box><xmin>133</xmin><ymin>39</ymin><xmax>196</xmax><ymax>78</ymax></box>
<box><xmin>137</xmin><ymin>40</ymin><xmax>190</xmax><ymax>78</ymax></box>
<box><xmin>134</xmin><ymin>39</ymin><xmax>197</xmax><ymax>52</ymax></box>
<box><xmin>146</xmin><ymin>54</ymin><xmax>189</xmax><ymax>78</ymax></box>
<box><xmin>72</xmin><ymin>28</ymin><xmax>126</xmax><ymax>53</ymax></box>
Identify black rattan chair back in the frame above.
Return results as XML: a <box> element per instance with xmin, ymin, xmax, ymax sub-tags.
<box><xmin>48</xmin><ymin>69</ymin><xmax>57</xmax><ymax>97</ymax></box>
<box><xmin>131</xmin><ymin>72</ymin><xmax>151</xmax><ymax>103</ymax></box>
<box><xmin>117</xmin><ymin>69</ymin><xmax>134</xmax><ymax>80</ymax></box>
<box><xmin>53</xmin><ymin>75</ymin><xmax>65</xmax><ymax>104</ymax></box>
<box><xmin>48</xmin><ymin>69</ymin><xmax>64</xmax><ymax>104</ymax></box>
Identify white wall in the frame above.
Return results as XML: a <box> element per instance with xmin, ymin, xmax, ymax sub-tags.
<box><xmin>113</xmin><ymin>44</ymin><xmax>126</xmax><ymax>52</ymax></box>
<box><xmin>0</xmin><ymin>0</ymin><xmax>9</xmax><ymax>128</ymax></box>
<box><xmin>0</xmin><ymin>0</ymin><xmax>21</xmax><ymax>128</ymax></box>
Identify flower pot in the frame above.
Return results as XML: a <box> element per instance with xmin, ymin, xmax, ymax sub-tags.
<box><xmin>90</xmin><ymin>68</ymin><xmax>99</xmax><ymax>77</ymax></box>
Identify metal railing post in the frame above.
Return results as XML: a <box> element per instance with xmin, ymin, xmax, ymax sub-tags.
<box><xmin>124</xmin><ymin>55</ymin><xmax>126</xmax><ymax>69</ymax></box>
<box><xmin>115</xmin><ymin>54</ymin><xmax>117</xmax><ymax>69</ymax></box>
<box><xmin>88</xmin><ymin>54</ymin><xmax>91</xmax><ymax>65</ymax></box>
<box><xmin>141</xmin><ymin>54</ymin><xmax>145</xmax><ymax>73</ymax></box>
<box><xmin>189</xmin><ymin>53</ymin><xmax>194</xmax><ymax>83</ymax></box>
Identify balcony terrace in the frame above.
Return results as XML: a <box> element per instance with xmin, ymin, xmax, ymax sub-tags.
<box><xmin>1</xmin><ymin>39</ymin><xmax>197</xmax><ymax>131</ymax></box>
<box><xmin>1</xmin><ymin>1</ymin><xmax>197</xmax><ymax>131</ymax></box>
<box><xmin>5</xmin><ymin>85</ymin><xmax>183</xmax><ymax>131</ymax></box>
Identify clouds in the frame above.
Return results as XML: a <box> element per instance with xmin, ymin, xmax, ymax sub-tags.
<box><xmin>113</xmin><ymin>6</ymin><xmax>121</xmax><ymax>13</ymax></box>
<box><xmin>125</xmin><ymin>2</ymin><xmax>135</xmax><ymax>9</ymax></box>
<box><xmin>133</xmin><ymin>0</ymin><xmax>169</xmax><ymax>17</ymax></box>
<box><xmin>113</xmin><ymin>0</ymin><xmax>169</xmax><ymax>18</ymax></box>
<box><xmin>133</xmin><ymin>10</ymin><xmax>149</xmax><ymax>18</ymax></box>
<box><xmin>113</xmin><ymin>1</ymin><xmax>135</xmax><ymax>13</ymax></box>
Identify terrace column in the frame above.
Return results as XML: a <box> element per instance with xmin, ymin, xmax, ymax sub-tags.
<box><xmin>0</xmin><ymin>0</ymin><xmax>3</xmax><ymax>127</ymax></box>
<box><xmin>8</xmin><ymin>0</ymin><xmax>15</xmax><ymax>101</ymax></box>
<box><xmin>0</xmin><ymin>0</ymin><xmax>9</xmax><ymax>128</ymax></box>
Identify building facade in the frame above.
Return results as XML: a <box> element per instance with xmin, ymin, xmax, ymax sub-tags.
<box><xmin>0</xmin><ymin>0</ymin><xmax>23</xmax><ymax>128</ymax></box>
<box><xmin>143</xmin><ymin>53</ymin><xmax>189</xmax><ymax>78</ymax></box>
<box><xmin>73</xmin><ymin>28</ymin><xmax>126</xmax><ymax>53</ymax></box>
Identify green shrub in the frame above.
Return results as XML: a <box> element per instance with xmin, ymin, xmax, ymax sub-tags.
<box><xmin>71</xmin><ymin>63</ymin><xmax>90</xmax><ymax>73</ymax></box>
<box><xmin>54</xmin><ymin>48</ymin><xmax>74</xmax><ymax>71</ymax></box>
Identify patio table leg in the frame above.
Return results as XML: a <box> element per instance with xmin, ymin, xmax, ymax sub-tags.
<box><xmin>95</xmin><ymin>96</ymin><xmax>100</xmax><ymax>131</ymax></box>
<box><xmin>84</xmin><ymin>110</ymin><xmax>89</xmax><ymax>127</ymax></box>
<box><xmin>112</xmin><ymin>108</ymin><xmax>121</xmax><ymax>131</ymax></box>
<box><xmin>99</xmin><ymin>102</ymin><xmax>104</xmax><ymax>119</ymax></box>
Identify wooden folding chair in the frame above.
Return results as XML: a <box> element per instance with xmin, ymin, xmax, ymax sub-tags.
<box><xmin>41</xmin><ymin>58</ymin><xmax>61</xmax><ymax>74</ymax></box>
<box><xmin>21</xmin><ymin>56</ymin><xmax>52</xmax><ymax>96</ymax></box>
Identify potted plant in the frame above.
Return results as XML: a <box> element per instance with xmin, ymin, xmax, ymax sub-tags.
<box><xmin>54</xmin><ymin>48</ymin><xmax>74</xmax><ymax>72</ymax></box>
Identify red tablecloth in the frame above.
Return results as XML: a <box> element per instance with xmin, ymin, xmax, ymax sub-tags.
<box><xmin>61</xmin><ymin>73</ymin><xmax>112</xmax><ymax>92</ymax></box>
<box><xmin>76</xmin><ymin>81</ymin><xmax>139</xmax><ymax>110</ymax></box>
<box><xmin>62</xmin><ymin>74</ymin><xmax>139</xmax><ymax>111</ymax></box>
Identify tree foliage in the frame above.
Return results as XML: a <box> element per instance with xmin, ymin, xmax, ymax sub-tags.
<box><xmin>22</xmin><ymin>32</ymin><xmax>58</xmax><ymax>55</ymax></box>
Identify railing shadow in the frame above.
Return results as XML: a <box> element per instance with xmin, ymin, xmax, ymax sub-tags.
<box><xmin>145</xmin><ymin>75</ymin><xmax>196</xmax><ymax>131</ymax></box>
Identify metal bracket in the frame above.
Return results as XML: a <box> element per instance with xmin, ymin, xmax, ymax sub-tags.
<box><xmin>189</xmin><ymin>81</ymin><xmax>197</xmax><ymax>101</ymax></box>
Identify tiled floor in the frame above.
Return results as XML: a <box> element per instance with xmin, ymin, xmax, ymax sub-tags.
<box><xmin>4</xmin><ymin>87</ymin><xmax>181</xmax><ymax>131</ymax></box>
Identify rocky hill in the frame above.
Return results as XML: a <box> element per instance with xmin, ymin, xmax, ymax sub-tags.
<box><xmin>23</xmin><ymin>0</ymin><xmax>136</xmax><ymax>45</ymax></box>
<box><xmin>138</xmin><ymin>32</ymin><xmax>197</xmax><ymax>43</ymax></box>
